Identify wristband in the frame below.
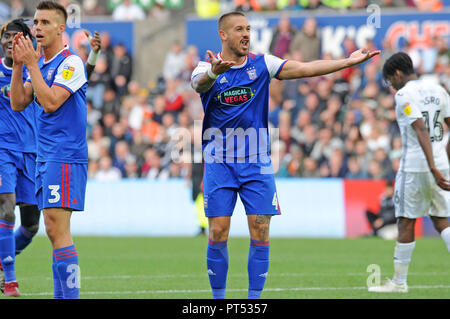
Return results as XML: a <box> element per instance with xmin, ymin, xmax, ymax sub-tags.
<box><xmin>207</xmin><ymin>68</ymin><xmax>219</xmax><ymax>80</ymax></box>
<box><xmin>87</xmin><ymin>49</ymin><xmax>100</xmax><ymax>66</ymax></box>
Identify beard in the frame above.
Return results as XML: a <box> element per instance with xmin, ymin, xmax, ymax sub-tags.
<box><xmin>227</xmin><ymin>40</ymin><xmax>249</xmax><ymax>57</ymax></box>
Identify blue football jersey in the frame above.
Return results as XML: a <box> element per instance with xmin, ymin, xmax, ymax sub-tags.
<box><xmin>191</xmin><ymin>53</ymin><xmax>286</xmax><ymax>160</ymax></box>
<box><xmin>0</xmin><ymin>58</ymin><xmax>37</xmax><ymax>153</ymax></box>
<box><xmin>28</xmin><ymin>47</ymin><xmax>88</xmax><ymax>164</ymax></box>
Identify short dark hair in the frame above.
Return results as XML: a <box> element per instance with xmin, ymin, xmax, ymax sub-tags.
<box><xmin>36</xmin><ymin>1</ymin><xmax>68</xmax><ymax>23</ymax></box>
<box><xmin>1</xmin><ymin>19</ymin><xmax>34</xmax><ymax>40</ymax></box>
<box><xmin>218</xmin><ymin>11</ymin><xmax>246</xmax><ymax>30</ymax></box>
<box><xmin>382</xmin><ymin>52</ymin><xmax>415</xmax><ymax>79</ymax></box>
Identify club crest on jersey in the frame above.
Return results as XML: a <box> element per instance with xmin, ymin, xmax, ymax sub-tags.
<box><xmin>403</xmin><ymin>102</ymin><xmax>412</xmax><ymax>116</ymax></box>
<box><xmin>62</xmin><ymin>65</ymin><xmax>75</xmax><ymax>80</ymax></box>
<box><xmin>1</xmin><ymin>84</ymin><xmax>11</xmax><ymax>99</ymax></box>
<box><xmin>218</xmin><ymin>86</ymin><xmax>253</xmax><ymax>106</ymax></box>
<box><xmin>247</xmin><ymin>68</ymin><xmax>257</xmax><ymax>80</ymax></box>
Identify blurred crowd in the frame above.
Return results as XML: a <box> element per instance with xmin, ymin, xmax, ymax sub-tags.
<box><xmin>1</xmin><ymin>0</ymin><xmax>448</xmax><ymax>24</ymax></box>
<box><xmin>0</xmin><ymin>0</ymin><xmax>449</xmax><ymax>183</ymax></box>
<box><xmin>77</xmin><ymin>15</ymin><xmax>450</xmax><ymax>182</ymax></box>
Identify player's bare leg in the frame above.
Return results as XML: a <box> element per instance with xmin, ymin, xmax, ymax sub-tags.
<box><xmin>430</xmin><ymin>216</ymin><xmax>450</xmax><ymax>252</ymax></box>
<box><xmin>0</xmin><ymin>193</ymin><xmax>20</xmax><ymax>296</ymax></box>
<box><xmin>206</xmin><ymin>216</ymin><xmax>231</xmax><ymax>299</ymax></box>
<box><xmin>208</xmin><ymin>216</ymin><xmax>231</xmax><ymax>241</ymax></box>
<box><xmin>247</xmin><ymin>214</ymin><xmax>271</xmax><ymax>299</ymax></box>
<box><xmin>43</xmin><ymin>208</ymin><xmax>73</xmax><ymax>249</ymax></box>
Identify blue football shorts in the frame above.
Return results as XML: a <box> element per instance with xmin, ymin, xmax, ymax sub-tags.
<box><xmin>35</xmin><ymin>161</ymin><xmax>87</xmax><ymax>211</ymax></box>
<box><xmin>0</xmin><ymin>149</ymin><xmax>37</xmax><ymax>205</ymax></box>
<box><xmin>203</xmin><ymin>159</ymin><xmax>281</xmax><ymax>217</ymax></box>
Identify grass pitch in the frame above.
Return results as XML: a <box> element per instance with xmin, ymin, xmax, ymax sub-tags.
<box><xmin>6</xmin><ymin>236</ymin><xmax>450</xmax><ymax>299</ymax></box>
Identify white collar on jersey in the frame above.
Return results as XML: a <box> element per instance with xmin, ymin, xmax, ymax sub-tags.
<box><xmin>43</xmin><ymin>45</ymin><xmax>70</xmax><ymax>64</ymax></box>
<box><xmin>1</xmin><ymin>58</ymin><xmax>13</xmax><ymax>70</ymax></box>
<box><xmin>218</xmin><ymin>52</ymin><xmax>248</xmax><ymax>69</ymax></box>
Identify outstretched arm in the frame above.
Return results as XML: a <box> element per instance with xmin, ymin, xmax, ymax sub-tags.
<box><xmin>412</xmin><ymin>118</ymin><xmax>450</xmax><ymax>191</ymax></box>
<box><xmin>277</xmin><ymin>47</ymin><xmax>380</xmax><ymax>80</ymax></box>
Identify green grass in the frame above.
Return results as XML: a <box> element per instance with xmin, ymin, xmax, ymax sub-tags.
<box><xmin>7</xmin><ymin>236</ymin><xmax>450</xmax><ymax>299</ymax></box>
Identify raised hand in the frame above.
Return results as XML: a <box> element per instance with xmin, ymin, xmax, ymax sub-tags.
<box><xmin>84</xmin><ymin>30</ymin><xmax>101</xmax><ymax>53</ymax></box>
<box><xmin>13</xmin><ymin>33</ymin><xmax>41</xmax><ymax>67</ymax></box>
<box><xmin>207</xmin><ymin>50</ymin><xmax>236</xmax><ymax>76</ymax></box>
<box><xmin>347</xmin><ymin>47</ymin><xmax>381</xmax><ymax>66</ymax></box>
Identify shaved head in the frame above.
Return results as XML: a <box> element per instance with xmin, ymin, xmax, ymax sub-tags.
<box><xmin>37</xmin><ymin>1</ymin><xmax>67</xmax><ymax>24</ymax></box>
<box><xmin>218</xmin><ymin>11</ymin><xmax>246</xmax><ymax>32</ymax></box>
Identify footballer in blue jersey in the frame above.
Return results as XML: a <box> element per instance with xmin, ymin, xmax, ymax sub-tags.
<box><xmin>0</xmin><ymin>19</ymin><xmax>41</xmax><ymax>297</ymax></box>
<box><xmin>191</xmin><ymin>11</ymin><xmax>380</xmax><ymax>299</ymax></box>
<box><xmin>9</xmin><ymin>1</ymin><xmax>94</xmax><ymax>299</ymax></box>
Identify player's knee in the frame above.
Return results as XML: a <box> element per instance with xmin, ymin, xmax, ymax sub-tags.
<box><xmin>0</xmin><ymin>193</ymin><xmax>16</xmax><ymax>223</ymax></box>
<box><xmin>208</xmin><ymin>223</ymin><xmax>229</xmax><ymax>241</ymax></box>
<box><xmin>19</xmin><ymin>205</ymin><xmax>41</xmax><ymax>233</ymax></box>
<box><xmin>430</xmin><ymin>217</ymin><xmax>450</xmax><ymax>233</ymax></box>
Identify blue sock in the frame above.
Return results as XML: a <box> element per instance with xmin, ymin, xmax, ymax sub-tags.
<box><xmin>53</xmin><ymin>245</ymin><xmax>80</xmax><ymax>299</ymax></box>
<box><xmin>248</xmin><ymin>239</ymin><xmax>270</xmax><ymax>299</ymax></box>
<box><xmin>15</xmin><ymin>225</ymin><xmax>36</xmax><ymax>256</ymax></box>
<box><xmin>206</xmin><ymin>238</ymin><xmax>228</xmax><ymax>299</ymax></box>
<box><xmin>52</xmin><ymin>254</ymin><xmax>64</xmax><ymax>299</ymax></box>
<box><xmin>0</xmin><ymin>219</ymin><xmax>16</xmax><ymax>283</ymax></box>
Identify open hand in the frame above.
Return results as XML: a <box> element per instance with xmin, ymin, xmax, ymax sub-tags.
<box><xmin>431</xmin><ymin>167</ymin><xmax>450</xmax><ymax>191</ymax></box>
<box><xmin>13</xmin><ymin>33</ymin><xmax>41</xmax><ymax>67</ymax></box>
<box><xmin>84</xmin><ymin>30</ymin><xmax>101</xmax><ymax>53</ymax></box>
<box><xmin>207</xmin><ymin>50</ymin><xmax>236</xmax><ymax>75</ymax></box>
<box><xmin>348</xmin><ymin>47</ymin><xmax>380</xmax><ymax>66</ymax></box>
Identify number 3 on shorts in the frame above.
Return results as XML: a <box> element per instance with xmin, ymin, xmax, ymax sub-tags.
<box><xmin>48</xmin><ymin>185</ymin><xmax>61</xmax><ymax>203</ymax></box>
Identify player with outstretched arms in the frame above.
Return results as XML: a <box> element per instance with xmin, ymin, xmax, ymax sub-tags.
<box><xmin>191</xmin><ymin>11</ymin><xmax>379</xmax><ymax>299</ymax></box>
<box><xmin>9</xmin><ymin>1</ymin><xmax>90</xmax><ymax>299</ymax></box>
<box><xmin>369</xmin><ymin>52</ymin><xmax>450</xmax><ymax>293</ymax></box>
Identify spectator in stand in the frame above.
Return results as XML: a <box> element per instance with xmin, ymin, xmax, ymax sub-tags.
<box><xmin>234</xmin><ymin>0</ymin><xmax>262</xmax><ymax>11</ymax></box>
<box><xmin>163</xmin><ymin>40</ymin><xmax>186</xmax><ymax>81</ymax></box>
<box><xmin>130</xmin><ymin>130</ymin><xmax>149</xmax><ymax>166</ymax></box>
<box><xmin>299</xmin><ymin>156</ymin><xmax>318</xmax><ymax>177</ymax></box>
<box><xmin>10</xmin><ymin>0</ymin><xmax>31</xmax><ymax>19</ymax></box>
<box><xmin>435</xmin><ymin>36</ymin><xmax>450</xmax><ymax>74</ymax></box>
<box><xmin>113</xmin><ymin>140</ymin><xmax>134</xmax><ymax>177</ymax></box>
<box><xmin>144</xmin><ymin>148</ymin><xmax>169</xmax><ymax>180</ymax></box>
<box><xmin>112</xmin><ymin>0</ymin><xmax>146</xmax><ymax>20</ymax></box>
<box><xmin>345</xmin><ymin>155</ymin><xmax>369</xmax><ymax>179</ymax></box>
<box><xmin>310</xmin><ymin>127</ymin><xmax>344</xmax><ymax>164</ymax></box>
<box><xmin>99</xmin><ymin>32</ymin><xmax>115</xmax><ymax>68</ymax></box>
<box><xmin>152</xmin><ymin>94</ymin><xmax>168</xmax><ymax>124</ymax></box>
<box><xmin>141</xmin><ymin>112</ymin><xmax>162</xmax><ymax>144</ymax></box>
<box><xmin>86</xmin><ymin>56</ymin><xmax>113</xmax><ymax>109</ymax></box>
<box><xmin>96</xmin><ymin>155</ymin><xmax>122</xmax><ymax>181</ymax></box>
<box><xmin>128</xmin><ymin>89</ymin><xmax>151</xmax><ymax>131</ymax></box>
<box><xmin>290</xmin><ymin>17</ymin><xmax>320</xmax><ymax>62</ymax></box>
<box><xmin>328</xmin><ymin>148</ymin><xmax>347</xmax><ymax>178</ymax></box>
<box><xmin>277</xmin><ymin>0</ymin><xmax>303</xmax><ymax>10</ymax></box>
<box><xmin>83</xmin><ymin>0</ymin><xmax>107</xmax><ymax>16</ymax></box>
<box><xmin>367</xmin><ymin>159</ymin><xmax>384</xmax><ymax>180</ymax></box>
<box><xmin>164</xmin><ymin>78</ymin><xmax>185</xmax><ymax>115</ymax></box>
<box><xmin>102</xmin><ymin>87</ymin><xmax>122</xmax><ymax>117</ymax></box>
<box><xmin>88</xmin><ymin>124</ymin><xmax>111</xmax><ymax>162</ymax></box>
<box><xmin>269</xmin><ymin>15</ymin><xmax>296</xmax><ymax>59</ymax></box>
<box><xmin>110</xmin><ymin>43</ymin><xmax>133</xmax><ymax>96</ymax></box>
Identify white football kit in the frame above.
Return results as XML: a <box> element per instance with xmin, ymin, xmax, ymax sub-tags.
<box><xmin>394</xmin><ymin>79</ymin><xmax>450</xmax><ymax>219</ymax></box>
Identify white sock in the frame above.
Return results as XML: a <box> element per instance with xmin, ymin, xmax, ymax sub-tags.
<box><xmin>392</xmin><ymin>241</ymin><xmax>415</xmax><ymax>285</ymax></box>
<box><xmin>440</xmin><ymin>227</ymin><xmax>450</xmax><ymax>252</ymax></box>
